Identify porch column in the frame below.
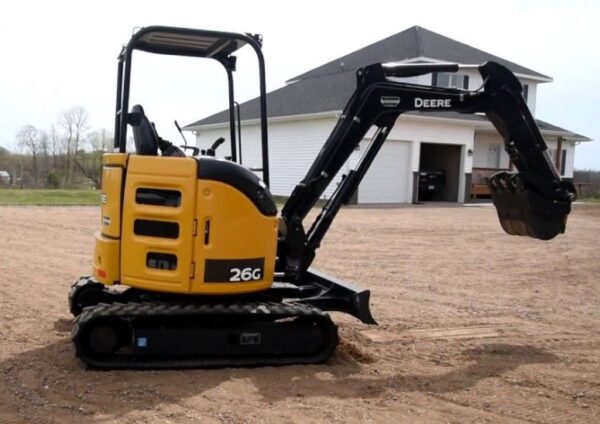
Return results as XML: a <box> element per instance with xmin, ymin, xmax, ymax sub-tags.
<box><xmin>464</xmin><ymin>173</ymin><xmax>473</xmax><ymax>203</ymax></box>
<box><xmin>555</xmin><ymin>136</ymin><xmax>564</xmax><ymax>173</ymax></box>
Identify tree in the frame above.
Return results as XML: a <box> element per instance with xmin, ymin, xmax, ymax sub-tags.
<box><xmin>38</xmin><ymin>130</ymin><xmax>50</xmax><ymax>181</ymax></box>
<box><xmin>59</xmin><ymin>107</ymin><xmax>90</xmax><ymax>186</ymax></box>
<box><xmin>49</xmin><ymin>125</ymin><xmax>60</xmax><ymax>171</ymax></box>
<box><xmin>0</xmin><ymin>145</ymin><xmax>10</xmax><ymax>169</ymax></box>
<box><xmin>74</xmin><ymin>129</ymin><xmax>113</xmax><ymax>189</ymax></box>
<box><xmin>16</xmin><ymin>125</ymin><xmax>41</xmax><ymax>187</ymax></box>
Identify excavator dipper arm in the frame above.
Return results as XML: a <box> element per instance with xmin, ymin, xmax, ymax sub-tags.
<box><xmin>278</xmin><ymin>62</ymin><xmax>575</xmax><ymax>306</ymax></box>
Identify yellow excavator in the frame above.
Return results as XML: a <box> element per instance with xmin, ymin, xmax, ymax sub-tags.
<box><xmin>69</xmin><ymin>26</ymin><xmax>575</xmax><ymax>369</ymax></box>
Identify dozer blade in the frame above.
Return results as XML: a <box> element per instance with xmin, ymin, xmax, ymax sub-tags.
<box><xmin>487</xmin><ymin>171</ymin><xmax>575</xmax><ymax>240</ymax></box>
<box><xmin>298</xmin><ymin>268</ymin><xmax>377</xmax><ymax>325</ymax></box>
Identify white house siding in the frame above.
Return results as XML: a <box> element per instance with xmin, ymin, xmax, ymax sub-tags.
<box><xmin>358</xmin><ymin>140</ymin><xmax>411</xmax><ymax>203</ymax></box>
<box><xmin>460</xmin><ymin>69</ymin><xmax>484</xmax><ymax>92</ymax></box>
<box><xmin>389</xmin><ymin>116</ymin><xmax>475</xmax><ymax>202</ymax></box>
<box><xmin>473</xmin><ymin>132</ymin><xmax>512</xmax><ymax>169</ymax></box>
<box><xmin>336</xmin><ymin>116</ymin><xmax>475</xmax><ymax>203</ymax></box>
<box><xmin>427</xmin><ymin>70</ymin><xmax>538</xmax><ymax>115</ymax></box>
<box><xmin>194</xmin><ymin>113</ymin><xmax>576</xmax><ymax>205</ymax></box>
<box><xmin>194</xmin><ymin>116</ymin><xmax>356</xmax><ymax>199</ymax></box>
<box><xmin>388</xmin><ymin>74</ymin><xmax>430</xmax><ymax>86</ymax></box>
<box><xmin>523</xmin><ymin>80</ymin><xmax>538</xmax><ymax>116</ymax></box>
<box><xmin>195</xmin><ymin>115</ymin><xmax>480</xmax><ymax>204</ymax></box>
<box><xmin>546</xmin><ymin>138</ymin><xmax>575</xmax><ymax>178</ymax></box>
<box><xmin>473</xmin><ymin>132</ymin><xmax>575</xmax><ymax>178</ymax></box>
<box><xmin>387</xmin><ymin>117</ymin><xmax>474</xmax><ymax>172</ymax></box>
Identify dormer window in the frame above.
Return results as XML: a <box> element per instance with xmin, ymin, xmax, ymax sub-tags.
<box><xmin>523</xmin><ymin>84</ymin><xmax>529</xmax><ymax>101</ymax></box>
<box><xmin>432</xmin><ymin>72</ymin><xmax>469</xmax><ymax>89</ymax></box>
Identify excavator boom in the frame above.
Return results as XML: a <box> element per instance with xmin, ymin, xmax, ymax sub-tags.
<box><xmin>278</xmin><ymin>61</ymin><xmax>575</xmax><ymax>278</ymax></box>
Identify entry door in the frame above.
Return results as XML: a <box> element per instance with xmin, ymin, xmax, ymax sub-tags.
<box><xmin>358</xmin><ymin>140</ymin><xmax>411</xmax><ymax>203</ymax></box>
<box><xmin>121</xmin><ymin>156</ymin><xmax>198</xmax><ymax>293</ymax></box>
<box><xmin>487</xmin><ymin>144</ymin><xmax>501</xmax><ymax>168</ymax></box>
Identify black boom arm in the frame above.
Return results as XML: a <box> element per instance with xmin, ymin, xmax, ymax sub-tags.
<box><xmin>277</xmin><ymin>61</ymin><xmax>575</xmax><ymax>280</ymax></box>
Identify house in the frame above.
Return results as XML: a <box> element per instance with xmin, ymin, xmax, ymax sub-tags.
<box><xmin>0</xmin><ymin>170</ymin><xmax>10</xmax><ymax>185</ymax></box>
<box><xmin>185</xmin><ymin>26</ymin><xmax>591</xmax><ymax>204</ymax></box>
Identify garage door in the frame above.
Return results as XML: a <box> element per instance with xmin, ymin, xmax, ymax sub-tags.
<box><xmin>358</xmin><ymin>140</ymin><xmax>411</xmax><ymax>203</ymax></box>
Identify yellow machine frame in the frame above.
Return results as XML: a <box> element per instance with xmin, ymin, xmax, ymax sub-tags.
<box><xmin>93</xmin><ymin>153</ymin><xmax>278</xmax><ymax>295</ymax></box>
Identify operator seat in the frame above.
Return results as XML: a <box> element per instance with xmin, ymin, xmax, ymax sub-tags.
<box><xmin>129</xmin><ymin>105</ymin><xmax>159</xmax><ymax>156</ymax></box>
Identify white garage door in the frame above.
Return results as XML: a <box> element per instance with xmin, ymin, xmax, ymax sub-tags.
<box><xmin>358</xmin><ymin>140</ymin><xmax>411</xmax><ymax>203</ymax></box>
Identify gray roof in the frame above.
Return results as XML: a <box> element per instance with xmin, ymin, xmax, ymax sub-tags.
<box><xmin>186</xmin><ymin>69</ymin><xmax>356</xmax><ymax>126</ymax></box>
<box><xmin>434</xmin><ymin>113</ymin><xmax>590</xmax><ymax>141</ymax></box>
<box><xmin>289</xmin><ymin>26</ymin><xmax>550</xmax><ymax>82</ymax></box>
<box><xmin>185</xmin><ymin>26</ymin><xmax>589</xmax><ymax>141</ymax></box>
<box><xmin>532</xmin><ymin>120</ymin><xmax>590</xmax><ymax>140</ymax></box>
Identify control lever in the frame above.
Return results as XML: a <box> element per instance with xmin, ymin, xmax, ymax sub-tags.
<box><xmin>174</xmin><ymin>120</ymin><xmax>188</xmax><ymax>145</ymax></box>
<box><xmin>206</xmin><ymin>137</ymin><xmax>225</xmax><ymax>157</ymax></box>
<box><xmin>172</xmin><ymin>120</ymin><xmax>200</xmax><ymax>155</ymax></box>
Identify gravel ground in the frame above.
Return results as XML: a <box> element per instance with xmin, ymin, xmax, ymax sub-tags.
<box><xmin>0</xmin><ymin>204</ymin><xmax>598</xmax><ymax>423</ymax></box>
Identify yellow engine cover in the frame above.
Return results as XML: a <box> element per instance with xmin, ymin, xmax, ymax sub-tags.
<box><xmin>192</xmin><ymin>180</ymin><xmax>278</xmax><ymax>294</ymax></box>
<box><xmin>94</xmin><ymin>153</ymin><xmax>278</xmax><ymax>295</ymax></box>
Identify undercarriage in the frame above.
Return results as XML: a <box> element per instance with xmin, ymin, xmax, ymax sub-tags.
<box><xmin>69</xmin><ymin>270</ymin><xmax>374</xmax><ymax>369</ymax></box>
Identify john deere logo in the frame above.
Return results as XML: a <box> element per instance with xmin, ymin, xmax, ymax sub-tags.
<box><xmin>414</xmin><ymin>98</ymin><xmax>452</xmax><ymax>108</ymax></box>
<box><xmin>380</xmin><ymin>96</ymin><xmax>400</xmax><ymax>107</ymax></box>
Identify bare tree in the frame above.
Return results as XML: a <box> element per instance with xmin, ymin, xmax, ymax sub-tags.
<box><xmin>16</xmin><ymin>125</ymin><xmax>41</xmax><ymax>187</ymax></box>
<box><xmin>38</xmin><ymin>130</ymin><xmax>49</xmax><ymax>180</ymax></box>
<box><xmin>59</xmin><ymin>107</ymin><xmax>90</xmax><ymax>186</ymax></box>
<box><xmin>49</xmin><ymin>125</ymin><xmax>60</xmax><ymax>171</ymax></box>
<box><xmin>74</xmin><ymin>129</ymin><xmax>113</xmax><ymax>188</ymax></box>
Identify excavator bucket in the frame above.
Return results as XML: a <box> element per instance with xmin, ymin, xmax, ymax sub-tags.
<box><xmin>487</xmin><ymin>171</ymin><xmax>575</xmax><ymax>240</ymax></box>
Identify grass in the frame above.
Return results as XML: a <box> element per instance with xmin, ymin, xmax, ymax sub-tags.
<box><xmin>0</xmin><ymin>189</ymin><xmax>100</xmax><ymax>206</ymax></box>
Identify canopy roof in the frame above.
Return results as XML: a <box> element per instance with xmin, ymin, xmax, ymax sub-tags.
<box><xmin>129</xmin><ymin>27</ymin><xmax>251</xmax><ymax>60</ymax></box>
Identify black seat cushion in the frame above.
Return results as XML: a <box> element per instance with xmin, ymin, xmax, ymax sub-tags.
<box><xmin>129</xmin><ymin>105</ymin><xmax>158</xmax><ymax>156</ymax></box>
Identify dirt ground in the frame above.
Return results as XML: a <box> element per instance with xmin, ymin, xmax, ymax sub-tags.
<box><xmin>0</xmin><ymin>204</ymin><xmax>598</xmax><ymax>423</ymax></box>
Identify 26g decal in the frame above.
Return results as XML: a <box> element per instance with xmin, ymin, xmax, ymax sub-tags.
<box><xmin>229</xmin><ymin>267</ymin><xmax>262</xmax><ymax>282</ymax></box>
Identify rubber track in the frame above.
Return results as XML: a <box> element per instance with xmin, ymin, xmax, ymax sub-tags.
<box><xmin>72</xmin><ymin>301</ymin><xmax>338</xmax><ymax>369</ymax></box>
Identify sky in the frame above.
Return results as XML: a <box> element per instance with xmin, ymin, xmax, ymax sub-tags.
<box><xmin>0</xmin><ymin>0</ymin><xmax>598</xmax><ymax>169</ymax></box>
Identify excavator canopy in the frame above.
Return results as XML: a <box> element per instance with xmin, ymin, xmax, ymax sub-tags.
<box><xmin>130</xmin><ymin>27</ymin><xmax>249</xmax><ymax>59</ymax></box>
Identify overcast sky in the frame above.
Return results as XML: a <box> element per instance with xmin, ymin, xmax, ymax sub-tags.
<box><xmin>1</xmin><ymin>0</ymin><xmax>598</xmax><ymax>169</ymax></box>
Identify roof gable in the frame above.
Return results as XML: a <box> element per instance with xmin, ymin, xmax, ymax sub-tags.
<box><xmin>289</xmin><ymin>26</ymin><xmax>550</xmax><ymax>82</ymax></box>
<box><xmin>184</xmin><ymin>25</ymin><xmax>593</xmax><ymax>140</ymax></box>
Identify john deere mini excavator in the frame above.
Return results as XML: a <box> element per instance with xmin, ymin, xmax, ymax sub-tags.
<box><xmin>69</xmin><ymin>26</ymin><xmax>575</xmax><ymax>369</ymax></box>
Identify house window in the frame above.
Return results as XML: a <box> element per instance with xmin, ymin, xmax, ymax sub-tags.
<box><xmin>432</xmin><ymin>72</ymin><xmax>469</xmax><ymax>89</ymax></box>
<box><xmin>523</xmin><ymin>84</ymin><xmax>529</xmax><ymax>101</ymax></box>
